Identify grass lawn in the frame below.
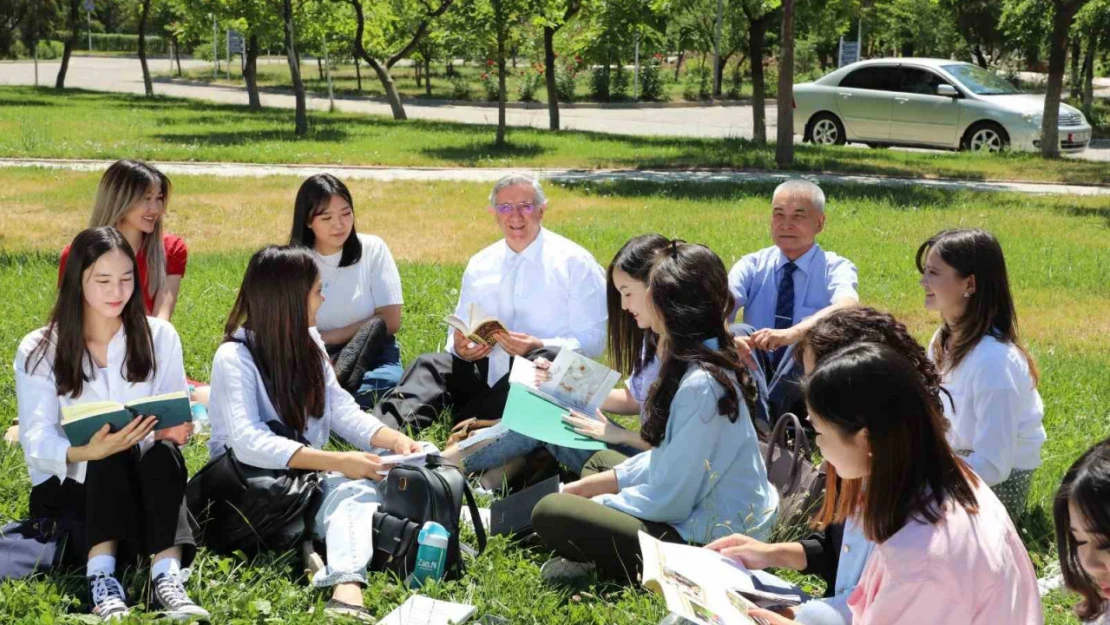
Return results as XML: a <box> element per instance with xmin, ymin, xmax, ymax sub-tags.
<box><xmin>0</xmin><ymin>168</ymin><xmax>1107</xmax><ymax>623</ymax></box>
<box><xmin>3</xmin><ymin>86</ymin><xmax>1109</xmax><ymax>185</ymax></box>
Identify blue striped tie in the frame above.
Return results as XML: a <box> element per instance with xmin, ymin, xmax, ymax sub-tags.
<box><xmin>771</xmin><ymin>261</ymin><xmax>798</xmax><ymax>371</ymax></box>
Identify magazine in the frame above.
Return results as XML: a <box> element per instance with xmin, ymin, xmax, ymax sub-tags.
<box><xmin>508</xmin><ymin>349</ymin><xmax>620</xmax><ymax>415</ymax></box>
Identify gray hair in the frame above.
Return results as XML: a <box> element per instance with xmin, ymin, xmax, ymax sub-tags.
<box><xmin>489</xmin><ymin>173</ymin><xmax>547</xmax><ymax>207</ymax></box>
<box><xmin>773</xmin><ymin>179</ymin><xmax>825</xmax><ymax>214</ymax></box>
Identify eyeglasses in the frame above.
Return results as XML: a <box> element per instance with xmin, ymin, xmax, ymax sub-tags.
<box><xmin>493</xmin><ymin>202</ymin><xmax>539</xmax><ymax>215</ymax></box>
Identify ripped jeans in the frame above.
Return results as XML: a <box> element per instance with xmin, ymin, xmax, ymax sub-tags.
<box><xmin>460</xmin><ymin>422</ymin><xmax>642</xmax><ymax>475</ymax></box>
<box><xmin>309</xmin><ymin>472</ymin><xmax>382</xmax><ymax>588</ymax></box>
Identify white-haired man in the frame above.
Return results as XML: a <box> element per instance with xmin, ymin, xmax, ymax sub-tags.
<box><xmin>730</xmin><ymin>179</ymin><xmax>859</xmax><ymax>421</ymax></box>
<box><xmin>374</xmin><ymin>174</ymin><xmax>607</xmax><ymax>433</ymax></box>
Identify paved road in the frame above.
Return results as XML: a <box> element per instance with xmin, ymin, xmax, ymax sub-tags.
<box><xmin>3</xmin><ymin>157</ymin><xmax>1107</xmax><ymax>196</ymax></box>
<box><xmin>1</xmin><ymin>56</ymin><xmax>1106</xmax><ymax>160</ymax></box>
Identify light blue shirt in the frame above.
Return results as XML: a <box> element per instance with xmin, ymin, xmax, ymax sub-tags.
<box><xmin>728</xmin><ymin>244</ymin><xmax>859</xmax><ymax>328</ymax></box>
<box><xmin>794</xmin><ymin>517</ymin><xmax>876</xmax><ymax>625</ymax></box>
<box><xmin>594</xmin><ymin>340</ymin><xmax>780</xmax><ymax>543</ymax></box>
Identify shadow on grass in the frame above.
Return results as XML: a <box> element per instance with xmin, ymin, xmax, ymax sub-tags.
<box><xmin>1054</xmin><ymin>203</ymin><xmax>1110</xmax><ymax>228</ymax></box>
<box><xmin>152</xmin><ymin>124</ymin><xmax>352</xmax><ymax>145</ymax></box>
<box><xmin>420</xmin><ymin>141</ymin><xmax>549</xmax><ymax>162</ymax></box>
<box><xmin>0</xmin><ymin>249</ymin><xmax>60</xmax><ymax>268</ymax></box>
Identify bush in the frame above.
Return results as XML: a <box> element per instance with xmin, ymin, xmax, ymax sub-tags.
<box><xmin>192</xmin><ymin>41</ymin><xmax>227</xmax><ymax>63</ymax></box>
<box><xmin>638</xmin><ymin>58</ymin><xmax>664</xmax><ymax>101</ymax></box>
<box><xmin>480</xmin><ymin>71</ymin><xmax>499</xmax><ymax>102</ymax></box>
<box><xmin>682</xmin><ymin>63</ymin><xmax>711</xmax><ymax>101</ymax></box>
<box><xmin>555</xmin><ymin>67</ymin><xmax>577</xmax><ymax>102</ymax></box>
<box><xmin>450</xmin><ymin>75</ymin><xmax>472</xmax><ymax>100</ymax></box>
<box><xmin>611</xmin><ymin>64</ymin><xmax>630</xmax><ymax>101</ymax></box>
<box><xmin>77</xmin><ymin>33</ymin><xmax>167</xmax><ymax>55</ymax></box>
<box><xmin>589</xmin><ymin>65</ymin><xmax>610</xmax><ymax>102</ymax></box>
<box><xmin>518</xmin><ymin>70</ymin><xmax>541</xmax><ymax>102</ymax></box>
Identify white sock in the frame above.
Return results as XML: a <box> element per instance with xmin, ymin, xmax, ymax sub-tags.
<box><xmin>151</xmin><ymin>557</ymin><xmax>181</xmax><ymax>580</ymax></box>
<box><xmin>86</xmin><ymin>554</ymin><xmax>116</xmax><ymax>578</ymax></box>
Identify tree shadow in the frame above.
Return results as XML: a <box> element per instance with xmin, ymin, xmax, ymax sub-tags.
<box><xmin>1053</xmin><ymin>202</ymin><xmax>1110</xmax><ymax>228</ymax></box>
<box><xmin>152</xmin><ymin>125</ymin><xmax>351</xmax><ymax>146</ymax></box>
<box><xmin>420</xmin><ymin>141</ymin><xmax>549</xmax><ymax>162</ymax></box>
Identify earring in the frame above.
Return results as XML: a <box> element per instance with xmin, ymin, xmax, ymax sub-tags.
<box><xmin>963</xmin><ymin>292</ymin><xmax>971</xmax><ymax>298</ymax></box>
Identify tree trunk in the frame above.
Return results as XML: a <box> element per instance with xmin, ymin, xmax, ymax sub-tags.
<box><xmin>1069</xmin><ymin>36</ymin><xmax>1081</xmax><ymax>96</ymax></box>
<box><xmin>173</xmin><ymin>35</ymin><xmax>183</xmax><ymax>76</ymax></box>
<box><xmin>317</xmin><ymin>56</ymin><xmax>324</xmax><ymax>81</ymax></box>
<box><xmin>415</xmin><ymin>62</ymin><xmax>423</xmax><ymax>87</ymax></box>
<box><xmin>245</xmin><ymin>34</ymin><xmax>261</xmax><ymax>110</ymax></box>
<box><xmin>674</xmin><ymin>50</ymin><xmax>685</xmax><ymax>80</ymax></box>
<box><xmin>354</xmin><ymin>53</ymin><xmax>362</xmax><ymax>92</ymax></box>
<box><xmin>495</xmin><ymin>0</ymin><xmax>507</xmax><ymax>147</ymax></box>
<box><xmin>544</xmin><ymin>25</ymin><xmax>560</xmax><ymax>130</ymax></box>
<box><xmin>972</xmin><ymin>44</ymin><xmax>988</xmax><ymax>69</ymax></box>
<box><xmin>749</xmin><ymin>15</ymin><xmax>770</xmax><ymax>145</ymax></box>
<box><xmin>776</xmin><ymin>0</ymin><xmax>795</xmax><ymax>167</ymax></box>
<box><xmin>283</xmin><ymin>0</ymin><xmax>308</xmax><ymax>136</ymax></box>
<box><xmin>55</xmin><ymin>0</ymin><xmax>79</xmax><ymax>89</ymax></box>
<box><xmin>1042</xmin><ymin>1</ymin><xmax>1083</xmax><ymax>158</ymax></box>
<box><xmin>425</xmin><ymin>56</ymin><xmax>432</xmax><ymax>96</ymax></box>
<box><xmin>348</xmin><ymin>0</ymin><xmax>410</xmax><ymax>120</ymax></box>
<box><xmin>1081</xmin><ymin>32</ymin><xmax>1097</xmax><ymax>117</ymax></box>
<box><xmin>138</xmin><ymin>0</ymin><xmax>154</xmax><ymax>97</ymax></box>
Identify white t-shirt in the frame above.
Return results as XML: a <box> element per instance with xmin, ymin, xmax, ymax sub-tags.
<box><xmin>313</xmin><ymin>233</ymin><xmax>404</xmax><ymax>334</ymax></box>
<box><xmin>930</xmin><ymin>331</ymin><xmax>1046</xmax><ymax>486</ymax></box>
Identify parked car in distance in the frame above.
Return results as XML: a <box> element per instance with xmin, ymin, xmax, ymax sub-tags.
<box><xmin>793</xmin><ymin>58</ymin><xmax>1091</xmax><ymax>154</ymax></box>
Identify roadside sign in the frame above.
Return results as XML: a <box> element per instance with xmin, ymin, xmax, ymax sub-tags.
<box><xmin>83</xmin><ymin>0</ymin><xmax>95</xmax><ymax>12</ymax></box>
<box><xmin>228</xmin><ymin>30</ymin><xmax>244</xmax><ymax>55</ymax></box>
<box><xmin>838</xmin><ymin>38</ymin><xmax>860</xmax><ymax>67</ymax></box>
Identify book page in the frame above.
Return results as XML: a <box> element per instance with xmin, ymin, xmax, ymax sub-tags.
<box><xmin>537</xmin><ymin>350</ymin><xmax>621</xmax><ymax>413</ymax></box>
<box><xmin>126</xmin><ymin>390</ymin><xmax>189</xmax><ymax>406</ymax></box>
<box><xmin>378</xmin><ymin>595</ymin><xmax>476</xmax><ymax>625</ymax></box>
<box><xmin>61</xmin><ymin>401</ymin><xmax>126</xmax><ymax>424</ymax></box>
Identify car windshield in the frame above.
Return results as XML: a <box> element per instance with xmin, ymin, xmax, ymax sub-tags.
<box><xmin>942</xmin><ymin>64</ymin><xmax>1023</xmax><ymax>95</ymax></box>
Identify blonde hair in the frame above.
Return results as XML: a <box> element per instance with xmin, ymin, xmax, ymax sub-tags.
<box><xmin>89</xmin><ymin>160</ymin><xmax>171</xmax><ymax>298</ymax></box>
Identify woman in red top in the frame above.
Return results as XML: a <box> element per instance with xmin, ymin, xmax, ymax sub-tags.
<box><xmin>59</xmin><ymin>160</ymin><xmax>188</xmax><ymax>321</ymax></box>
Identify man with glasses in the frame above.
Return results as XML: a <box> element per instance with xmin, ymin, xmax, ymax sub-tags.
<box><xmin>373</xmin><ymin>174</ymin><xmax>607</xmax><ymax>434</ymax></box>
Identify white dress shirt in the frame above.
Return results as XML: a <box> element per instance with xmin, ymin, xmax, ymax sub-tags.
<box><xmin>931</xmin><ymin>332</ymin><xmax>1046</xmax><ymax>485</ymax></box>
<box><xmin>13</xmin><ymin>317</ymin><xmax>188</xmax><ymax>486</ymax></box>
<box><xmin>445</xmin><ymin>227</ymin><xmax>607</xmax><ymax>386</ymax></box>
<box><xmin>207</xmin><ymin>327</ymin><xmax>387</xmax><ymax>470</ymax></box>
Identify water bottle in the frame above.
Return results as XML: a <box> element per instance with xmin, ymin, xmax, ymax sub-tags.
<box><xmin>190</xmin><ymin>401</ymin><xmax>210</xmax><ymax>434</ymax></box>
<box><xmin>409</xmin><ymin>521</ymin><xmax>450</xmax><ymax>588</ymax></box>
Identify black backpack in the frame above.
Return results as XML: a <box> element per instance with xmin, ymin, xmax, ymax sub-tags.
<box><xmin>369</xmin><ymin>456</ymin><xmax>486</xmax><ymax>581</ymax></box>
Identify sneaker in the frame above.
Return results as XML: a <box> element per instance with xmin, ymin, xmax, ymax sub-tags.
<box><xmin>316</xmin><ymin>598</ymin><xmax>376</xmax><ymax>622</ymax></box>
<box><xmin>539</xmin><ymin>557</ymin><xmax>596</xmax><ymax>584</ymax></box>
<box><xmin>151</xmin><ymin>569</ymin><xmax>211</xmax><ymax>622</ymax></box>
<box><xmin>87</xmin><ymin>571</ymin><xmax>130</xmax><ymax>621</ymax></box>
<box><xmin>302</xmin><ymin>540</ymin><xmax>326</xmax><ymax>581</ymax></box>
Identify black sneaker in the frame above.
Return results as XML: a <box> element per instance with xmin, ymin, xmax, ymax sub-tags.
<box><xmin>87</xmin><ymin>571</ymin><xmax>130</xmax><ymax>621</ymax></box>
<box><xmin>151</xmin><ymin>570</ymin><xmax>211</xmax><ymax>622</ymax></box>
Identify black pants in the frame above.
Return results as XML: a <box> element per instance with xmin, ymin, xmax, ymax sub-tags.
<box><xmin>29</xmin><ymin>441</ymin><xmax>196</xmax><ymax>570</ymax></box>
<box><xmin>373</xmin><ymin>346</ymin><xmax>561</xmax><ymax>433</ymax></box>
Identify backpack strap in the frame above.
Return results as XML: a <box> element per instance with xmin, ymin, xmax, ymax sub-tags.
<box><xmin>460</xmin><ymin>480</ymin><xmax>487</xmax><ymax>555</ymax></box>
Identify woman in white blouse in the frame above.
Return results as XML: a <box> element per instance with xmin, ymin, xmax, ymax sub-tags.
<box><xmin>206</xmin><ymin>245</ymin><xmax>424</xmax><ymax>622</ymax></box>
<box><xmin>916</xmin><ymin>228</ymin><xmax>1045</xmax><ymax>517</ymax></box>
<box><xmin>14</xmin><ymin>227</ymin><xmax>206</xmax><ymax>622</ymax></box>
<box><xmin>289</xmin><ymin>174</ymin><xmax>405</xmax><ymax>407</ymax></box>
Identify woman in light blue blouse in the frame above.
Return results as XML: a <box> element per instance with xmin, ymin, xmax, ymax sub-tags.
<box><xmin>531</xmin><ymin>241</ymin><xmax>779</xmax><ymax>583</ymax></box>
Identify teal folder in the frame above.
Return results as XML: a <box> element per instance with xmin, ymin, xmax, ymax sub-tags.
<box><xmin>501</xmin><ymin>383</ymin><xmax>607</xmax><ymax>451</ymax></box>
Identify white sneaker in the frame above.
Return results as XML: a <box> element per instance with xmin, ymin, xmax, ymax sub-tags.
<box><xmin>539</xmin><ymin>557</ymin><xmax>596</xmax><ymax>584</ymax></box>
<box><xmin>152</xmin><ymin>569</ymin><xmax>210</xmax><ymax>622</ymax></box>
<box><xmin>303</xmin><ymin>540</ymin><xmax>326</xmax><ymax>580</ymax></box>
<box><xmin>87</xmin><ymin>571</ymin><xmax>130</xmax><ymax>621</ymax></box>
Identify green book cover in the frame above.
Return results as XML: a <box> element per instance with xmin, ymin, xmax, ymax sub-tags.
<box><xmin>61</xmin><ymin>391</ymin><xmax>192</xmax><ymax>446</ymax></box>
<box><xmin>501</xmin><ymin>383</ymin><xmax>606</xmax><ymax>451</ymax></box>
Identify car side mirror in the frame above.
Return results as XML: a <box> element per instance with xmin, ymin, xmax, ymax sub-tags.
<box><xmin>937</xmin><ymin>84</ymin><xmax>958</xmax><ymax>98</ymax></box>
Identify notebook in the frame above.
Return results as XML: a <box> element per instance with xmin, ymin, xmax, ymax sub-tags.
<box><xmin>60</xmin><ymin>391</ymin><xmax>193</xmax><ymax>446</ymax></box>
<box><xmin>489</xmin><ymin>475</ymin><xmax>561</xmax><ymax>538</ymax></box>
<box><xmin>379</xmin><ymin>595</ymin><xmax>476</xmax><ymax>625</ymax></box>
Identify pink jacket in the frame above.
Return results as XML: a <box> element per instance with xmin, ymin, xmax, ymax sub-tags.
<box><xmin>847</xmin><ymin>481</ymin><xmax>1043</xmax><ymax>625</ymax></box>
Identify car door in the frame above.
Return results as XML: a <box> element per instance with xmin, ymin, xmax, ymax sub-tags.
<box><xmin>834</xmin><ymin>66</ymin><xmax>898</xmax><ymax>140</ymax></box>
<box><xmin>888</xmin><ymin>67</ymin><xmax>961</xmax><ymax>146</ymax></box>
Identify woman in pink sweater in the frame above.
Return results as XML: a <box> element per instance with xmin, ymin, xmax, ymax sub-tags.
<box><xmin>749</xmin><ymin>342</ymin><xmax>1042</xmax><ymax>625</ymax></box>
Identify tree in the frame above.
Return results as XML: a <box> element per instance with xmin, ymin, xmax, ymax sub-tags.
<box><xmin>939</xmin><ymin>0</ymin><xmax>1002</xmax><ymax>67</ymax></box>
<box><xmin>138</xmin><ymin>0</ymin><xmax>155</xmax><ymax>97</ymax></box>
<box><xmin>1041</xmin><ymin>0</ymin><xmax>1089</xmax><ymax>158</ymax></box>
<box><xmin>347</xmin><ymin>0</ymin><xmax>456</xmax><ymax>121</ymax></box>
<box><xmin>1073</xmin><ymin>0</ymin><xmax>1110</xmax><ymax>117</ymax></box>
<box><xmin>55</xmin><ymin>0</ymin><xmax>79</xmax><ymax>89</ymax></box>
<box><xmin>282</xmin><ymin>0</ymin><xmax>307</xmax><ymax>135</ymax></box>
<box><xmin>775</xmin><ymin>0</ymin><xmax>793</xmax><ymax>166</ymax></box>
<box><xmin>741</xmin><ymin>0</ymin><xmax>778</xmax><ymax>145</ymax></box>
<box><xmin>537</xmin><ymin>0</ymin><xmax>581</xmax><ymax>130</ymax></box>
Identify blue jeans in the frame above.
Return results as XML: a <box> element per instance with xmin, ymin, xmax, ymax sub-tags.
<box><xmin>461</xmin><ymin>422</ymin><xmax>642</xmax><ymax>475</ymax></box>
<box><xmin>310</xmin><ymin>472</ymin><xmax>382</xmax><ymax>588</ymax></box>
<box><xmin>355</xmin><ymin>338</ymin><xmax>404</xmax><ymax>410</ymax></box>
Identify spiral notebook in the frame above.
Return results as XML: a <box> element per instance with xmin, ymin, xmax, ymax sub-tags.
<box><xmin>379</xmin><ymin>595</ymin><xmax>476</xmax><ymax>625</ymax></box>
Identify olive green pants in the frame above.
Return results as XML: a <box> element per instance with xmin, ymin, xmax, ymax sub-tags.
<box><xmin>532</xmin><ymin>450</ymin><xmax>683</xmax><ymax>582</ymax></box>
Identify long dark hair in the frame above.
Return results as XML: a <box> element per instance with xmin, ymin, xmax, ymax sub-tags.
<box><xmin>1054</xmin><ymin>438</ymin><xmax>1110</xmax><ymax>621</ymax></box>
<box><xmin>224</xmin><ymin>245</ymin><xmax>326</xmax><ymax>434</ymax></box>
<box><xmin>640</xmin><ymin>242</ymin><xmax>757</xmax><ymax>447</ymax></box>
<box><xmin>797</xmin><ymin>307</ymin><xmax>950</xmax><ymax>529</ymax></box>
<box><xmin>916</xmin><ymin>228</ymin><xmax>1038</xmax><ymax>385</ymax></box>
<box><xmin>28</xmin><ymin>227</ymin><xmax>155</xmax><ymax>398</ymax></box>
<box><xmin>805</xmin><ymin>343</ymin><xmax>979</xmax><ymax>543</ymax></box>
<box><xmin>607</xmin><ymin>234</ymin><xmax>668</xmax><ymax>377</ymax></box>
<box><xmin>289</xmin><ymin>174</ymin><xmax>362</xmax><ymax>268</ymax></box>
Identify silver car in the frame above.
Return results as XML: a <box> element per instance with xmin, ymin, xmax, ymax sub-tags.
<box><xmin>793</xmin><ymin>58</ymin><xmax>1092</xmax><ymax>153</ymax></box>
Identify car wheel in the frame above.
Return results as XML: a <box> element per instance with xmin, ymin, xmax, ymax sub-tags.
<box><xmin>806</xmin><ymin>113</ymin><xmax>846</xmax><ymax>146</ymax></box>
<box><xmin>961</xmin><ymin>122</ymin><xmax>1010</xmax><ymax>153</ymax></box>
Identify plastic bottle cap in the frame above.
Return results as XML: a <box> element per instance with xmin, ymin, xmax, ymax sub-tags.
<box><xmin>418</xmin><ymin>521</ymin><xmax>450</xmax><ymax>548</ymax></box>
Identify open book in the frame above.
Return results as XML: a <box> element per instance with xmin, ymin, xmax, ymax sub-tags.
<box><xmin>509</xmin><ymin>349</ymin><xmax>620</xmax><ymax>415</ymax></box>
<box><xmin>444</xmin><ymin>303</ymin><xmax>507</xmax><ymax>348</ymax></box>
<box><xmin>61</xmin><ymin>391</ymin><xmax>193</xmax><ymax>446</ymax></box>
<box><xmin>639</xmin><ymin>532</ymin><xmax>806</xmax><ymax>625</ymax></box>
<box><xmin>378</xmin><ymin>595</ymin><xmax>476</xmax><ymax>625</ymax></box>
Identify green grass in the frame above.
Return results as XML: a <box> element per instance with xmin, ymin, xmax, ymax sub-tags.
<box><xmin>0</xmin><ymin>169</ymin><xmax>1107</xmax><ymax>622</ymax></box>
<box><xmin>2</xmin><ymin>86</ymin><xmax>1109</xmax><ymax>184</ymax></box>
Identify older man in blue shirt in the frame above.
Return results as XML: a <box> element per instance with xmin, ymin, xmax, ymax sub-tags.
<box><xmin>730</xmin><ymin>179</ymin><xmax>859</xmax><ymax>421</ymax></box>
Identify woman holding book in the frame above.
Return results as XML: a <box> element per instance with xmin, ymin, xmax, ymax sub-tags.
<box><xmin>14</xmin><ymin>227</ymin><xmax>207</xmax><ymax>621</ymax></box>
<box><xmin>205</xmin><ymin>245</ymin><xmax>425</xmax><ymax>622</ymax></box>
<box><xmin>289</xmin><ymin>174</ymin><xmax>405</xmax><ymax>407</ymax></box>
<box><xmin>735</xmin><ymin>343</ymin><xmax>1042</xmax><ymax>625</ymax></box>
<box><xmin>708</xmin><ymin>307</ymin><xmax>944</xmax><ymax>625</ymax></box>
<box><xmin>440</xmin><ymin>234</ymin><xmax>668</xmax><ymax>486</ymax></box>
<box><xmin>531</xmin><ymin>242</ymin><xmax>779</xmax><ymax>583</ymax></box>
<box><xmin>917</xmin><ymin>228</ymin><xmax>1045</xmax><ymax>517</ymax></box>
<box><xmin>1052</xmin><ymin>438</ymin><xmax>1110</xmax><ymax>625</ymax></box>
